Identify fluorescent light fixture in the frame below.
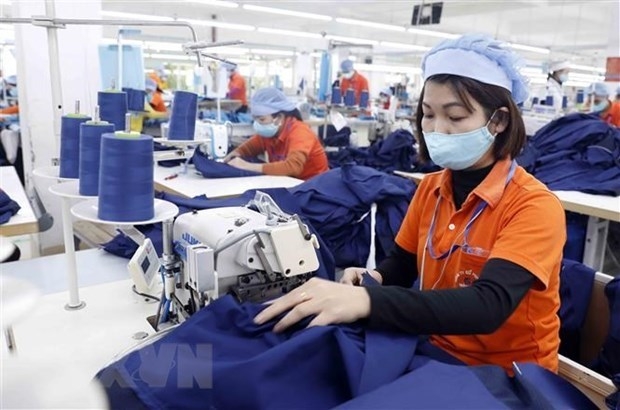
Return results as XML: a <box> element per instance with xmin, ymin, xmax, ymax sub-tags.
<box><xmin>335</xmin><ymin>17</ymin><xmax>406</xmax><ymax>32</ymax></box>
<box><xmin>250</xmin><ymin>48</ymin><xmax>295</xmax><ymax>56</ymax></box>
<box><xmin>206</xmin><ymin>47</ymin><xmax>249</xmax><ymax>55</ymax></box>
<box><xmin>257</xmin><ymin>27</ymin><xmax>322</xmax><ymax>39</ymax></box>
<box><xmin>569</xmin><ymin>64</ymin><xmax>606</xmax><ymax>73</ymax></box>
<box><xmin>507</xmin><ymin>43</ymin><xmax>550</xmax><ymax>55</ymax></box>
<box><xmin>101</xmin><ymin>11</ymin><xmax>171</xmax><ymax>22</ymax></box>
<box><xmin>142</xmin><ymin>41</ymin><xmax>184</xmax><ymax>52</ymax></box>
<box><xmin>242</xmin><ymin>4</ymin><xmax>332</xmax><ymax>21</ymax></box>
<box><xmin>348</xmin><ymin>56</ymin><xmax>357</xmax><ymax>62</ymax></box>
<box><xmin>408</xmin><ymin>28</ymin><xmax>458</xmax><ymax>39</ymax></box>
<box><xmin>186</xmin><ymin>18</ymin><xmax>255</xmax><ymax>31</ymax></box>
<box><xmin>380</xmin><ymin>41</ymin><xmax>430</xmax><ymax>51</ymax></box>
<box><xmin>145</xmin><ymin>53</ymin><xmax>193</xmax><ymax>61</ymax></box>
<box><xmin>184</xmin><ymin>0</ymin><xmax>238</xmax><ymax>8</ymax></box>
<box><xmin>325</xmin><ymin>34</ymin><xmax>378</xmax><ymax>46</ymax></box>
<box><xmin>356</xmin><ymin>63</ymin><xmax>422</xmax><ymax>75</ymax></box>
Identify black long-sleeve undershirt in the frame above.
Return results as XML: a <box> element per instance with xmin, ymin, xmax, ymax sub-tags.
<box><xmin>366</xmin><ymin>163</ymin><xmax>536</xmax><ymax>335</ymax></box>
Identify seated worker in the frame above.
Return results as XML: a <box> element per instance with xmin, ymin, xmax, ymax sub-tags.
<box><xmin>339</xmin><ymin>59</ymin><xmax>369</xmax><ymax>106</ymax></box>
<box><xmin>145</xmin><ymin>78</ymin><xmax>167</xmax><ymax>115</ymax></box>
<box><xmin>224</xmin><ymin>63</ymin><xmax>248</xmax><ymax>113</ymax></box>
<box><xmin>224</xmin><ymin>87</ymin><xmax>328</xmax><ymax>180</ymax></box>
<box><xmin>379</xmin><ymin>87</ymin><xmax>397</xmax><ymax>110</ymax></box>
<box><xmin>587</xmin><ymin>82</ymin><xmax>620</xmax><ymax>126</ymax></box>
<box><xmin>254</xmin><ymin>34</ymin><xmax>567</xmax><ymax>375</ymax></box>
<box><xmin>0</xmin><ymin>75</ymin><xmax>19</xmax><ymax>116</ymax></box>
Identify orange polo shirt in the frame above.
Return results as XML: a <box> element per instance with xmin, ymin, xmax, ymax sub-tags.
<box><xmin>228</xmin><ymin>72</ymin><xmax>248</xmax><ymax>106</ymax></box>
<box><xmin>600</xmin><ymin>100</ymin><xmax>620</xmax><ymax>126</ymax></box>
<box><xmin>235</xmin><ymin>117</ymin><xmax>328</xmax><ymax>180</ymax></box>
<box><xmin>149</xmin><ymin>91</ymin><xmax>167</xmax><ymax>113</ymax></box>
<box><xmin>396</xmin><ymin>158</ymin><xmax>565</xmax><ymax>373</ymax></box>
<box><xmin>340</xmin><ymin>72</ymin><xmax>369</xmax><ymax>106</ymax></box>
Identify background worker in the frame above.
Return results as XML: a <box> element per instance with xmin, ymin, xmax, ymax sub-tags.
<box><xmin>224</xmin><ymin>87</ymin><xmax>328</xmax><ymax>180</ymax></box>
<box><xmin>254</xmin><ymin>34</ymin><xmax>566</xmax><ymax>375</ymax></box>
<box><xmin>541</xmin><ymin>60</ymin><xmax>570</xmax><ymax>115</ymax></box>
<box><xmin>339</xmin><ymin>59</ymin><xmax>369</xmax><ymax>106</ymax></box>
<box><xmin>145</xmin><ymin>78</ymin><xmax>167</xmax><ymax>114</ymax></box>
<box><xmin>587</xmin><ymin>82</ymin><xmax>620</xmax><ymax>126</ymax></box>
<box><xmin>0</xmin><ymin>75</ymin><xmax>19</xmax><ymax>116</ymax></box>
<box><xmin>225</xmin><ymin>63</ymin><xmax>248</xmax><ymax>113</ymax></box>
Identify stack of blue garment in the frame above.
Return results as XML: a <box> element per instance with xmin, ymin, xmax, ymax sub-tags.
<box><xmin>290</xmin><ymin>164</ymin><xmax>416</xmax><ymax>267</ymax></box>
<box><xmin>96</xmin><ymin>278</ymin><xmax>597</xmax><ymax>410</ymax></box>
<box><xmin>517</xmin><ymin>113</ymin><xmax>620</xmax><ymax>195</ymax></box>
<box><xmin>327</xmin><ymin>129</ymin><xmax>440</xmax><ymax>174</ymax></box>
<box><xmin>0</xmin><ymin>189</ymin><xmax>20</xmax><ymax>224</ymax></box>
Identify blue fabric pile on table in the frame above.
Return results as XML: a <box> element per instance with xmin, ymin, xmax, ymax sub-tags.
<box><xmin>96</xmin><ymin>275</ymin><xmax>596</xmax><ymax>410</ymax></box>
<box><xmin>0</xmin><ymin>189</ymin><xmax>20</xmax><ymax>224</ymax></box>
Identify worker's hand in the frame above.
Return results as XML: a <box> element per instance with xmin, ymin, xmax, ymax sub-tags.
<box><xmin>227</xmin><ymin>157</ymin><xmax>263</xmax><ymax>173</ymax></box>
<box><xmin>340</xmin><ymin>267</ymin><xmax>383</xmax><ymax>286</ymax></box>
<box><xmin>254</xmin><ymin>277</ymin><xmax>371</xmax><ymax>333</ymax></box>
<box><xmin>222</xmin><ymin>150</ymin><xmax>240</xmax><ymax>163</ymax></box>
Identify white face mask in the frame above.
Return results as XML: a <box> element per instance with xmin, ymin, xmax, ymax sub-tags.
<box><xmin>342</xmin><ymin>71</ymin><xmax>354</xmax><ymax>80</ymax></box>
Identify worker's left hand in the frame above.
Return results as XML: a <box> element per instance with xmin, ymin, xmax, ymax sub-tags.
<box><xmin>253</xmin><ymin>277</ymin><xmax>371</xmax><ymax>333</ymax></box>
<box><xmin>227</xmin><ymin>157</ymin><xmax>263</xmax><ymax>173</ymax></box>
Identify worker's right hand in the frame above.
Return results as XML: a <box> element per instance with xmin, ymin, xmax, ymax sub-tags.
<box><xmin>340</xmin><ymin>267</ymin><xmax>383</xmax><ymax>286</ymax></box>
<box><xmin>222</xmin><ymin>150</ymin><xmax>239</xmax><ymax>163</ymax></box>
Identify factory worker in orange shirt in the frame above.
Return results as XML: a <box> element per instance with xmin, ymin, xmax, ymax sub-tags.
<box><xmin>224</xmin><ymin>63</ymin><xmax>248</xmax><ymax>114</ymax></box>
<box><xmin>223</xmin><ymin>87</ymin><xmax>328</xmax><ymax>180</ymax></box>
<box><xmin>339</xmin><ymin>59</ymin><xmax>369</xmax><ymax>106</ymax></box>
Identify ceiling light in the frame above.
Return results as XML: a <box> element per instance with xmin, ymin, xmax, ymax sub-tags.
<box><xmin>250</xmin><ymin>49</ymin><xmax>295</xmax><ymax>56</ymax></box>
<box><xmin>145</xmin><ymin>53</ymin><xmax>193</xmax><ymax>61</ymax></box>
<box><xmin>184</xmin><ymin>0</ymin><xmax>238</xmax><ymax>8</ymax></box>
<box><xmin>257</xmin><ymin>27</ymin><xmax>322</xmax><ymax>39</ymax></box>
<box><xmin>142</xmin><ymin>41</ymin><xmax>184</xmax><ymax>52</ymax></box>
<box><xmin>101</xmin><ymin>11</ymin><xmax>171</xmax><ymax>22</ymax></box>
<box><xmin>408</xmin><ymin>28</ymin><xmax>458</xmax><ymax>39</ymax></box>
<box><xmin>569</xmin><ymin>64</ymin><xmax>606</xmax><ymax>73</ymax></box>
<box><xmin>186</xmin><ymin>18</ymin><xmax>255</xmax><ymax>31</ymax></box>
<box><xmin>207</xmin><ymin>47</ymin><xmax>249</xmax><ymax>55</ymax></box>
<box><xmin>325</xmin><ymin>35</ymin><xmax>378</xmax><ymax>46</ymax></box>
<box><xmin>356</xmin><ymin>63</ymin><xmax>422</xmax><ymax>74</ymax></box>
<box><xmin>242</xmin><ymin>4</ymin><xmax>332</xmax><ymax>21</ymax></box>
<box><xmin>335</xmin><ymin>18</ymin><xmax>406</xmax><ymax>32</ymax></box>
<box><xmin>507</xmin><ymin>43</ymin><xmax>550</xmax><ymax>55</ymax></box>
<box><xmin>380</xmin><ymin>41</ymin><xmax>430</xmax><ymax>51</ymax></box>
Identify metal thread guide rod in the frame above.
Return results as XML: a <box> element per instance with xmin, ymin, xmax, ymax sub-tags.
<box><xmin>75</xmin><ymin>99</ymin><xmax>80</xmax><ymax>115</ymax></box>
<box><xmin>94</xmin><ymin>105</ymin><xmax>100</xmax><ymax>123</ymax></box>
<box><xmin>125</xmin><ymin>112</ymin><xmax>132</xmax><ymax>133</ymax></box>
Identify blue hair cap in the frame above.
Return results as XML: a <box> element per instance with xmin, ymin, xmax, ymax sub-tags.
<box><xmin>589</xmin><ymin>82</ymin><xmax>609</xmax><ymax>97</ymax></box>
<box><xmin>421</xmin><ymin>33</ymin><xmax>529</xmax><ymax>104</ymax></box>
<box><xmin>250</xmin><ymin>87</ymin><xmax>296</xmax><ymax>116</ymax></box>
<box><xmin>145</xmin><ymin>78</ymin><xmax>157</xmax><ymax>91</ymax></box>
<box><xmin>340</xmin><ymin>59</ymin><xmax>354</xmax><ymax>72</ymax></box>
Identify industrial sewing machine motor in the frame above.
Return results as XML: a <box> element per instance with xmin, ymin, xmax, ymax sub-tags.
<box><xmin>155</xmin><ymin>193</ymin><xmax>321</xmax><ymax>325</ymax></box>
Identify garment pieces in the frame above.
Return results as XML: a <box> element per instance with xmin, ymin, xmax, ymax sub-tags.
<box><xmin>192</xmin><ymin>148</ymin><xmax>262</xmax><ymax>178</ymax></box>
<box><xmin>0</xmin><ymin>189</ymin><xmax>20</xmax><ymax>224</ymax></box>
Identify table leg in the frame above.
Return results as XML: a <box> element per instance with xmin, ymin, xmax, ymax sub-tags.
<box><xmin>582</xmin><ymin>217</ymin><xmax>609</xmax><ymax>272</ymax></box>
<box><xmin>60</xmin><ymin>196</ymin><xmax>86</xmax><ymax>311</ymax></box>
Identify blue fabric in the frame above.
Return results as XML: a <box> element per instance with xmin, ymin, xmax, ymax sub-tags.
<box><xmin>319</xmin><ymin>125</ymin><xmax>351</xmax><ymax>147</ymax></box>
<box><xmin>594</xmin><ymin>277</ymin><xmax>620</xmax><ymax>378</ymax></box>
<box><xmin>517</xmin><ymin>113</ymin><xmax>620</xmax><ymax>195</ymax></box>
<box><xmin>97</xmin><ymin>293</ymin><xmax>418</xmax><ymax>410</ymax></box>
<box><xmin>0</xmin><ymin>189</ymin><xmax>20</xmax><ymax>224</ymax></box>
<box><xmin>191</xmin><ymin>148</ymin><xmax>261</xmax><ymax>178</ymax></box>
<box><xmin>563</xmin><ymin>211</ymin><xmax>588</xmax><ymax>262</ymax></box>
<box><xmin>97</xmin><ymin>292</ymin><xmax>596</xmax><ymax>410</ymax></box>
<box><xmin>327</xmin><ymin>129</ymin><xmax>418</xmax><ymax>173</ymax></box>
<box><xmin>606</xmin><ymin>372</ymin><xmax>620</xmax><ymax>410</ymax></box>
<box><xmin>290</xmin><ymin>164</ymin><xmax>416</xmax><ymax>267</ymax></box>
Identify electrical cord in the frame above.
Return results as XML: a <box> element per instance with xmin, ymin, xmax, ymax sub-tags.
<box><xmin>131</xmin><ymin>284</ymin><xmax>160</xmax><ymax>302</ymax></box>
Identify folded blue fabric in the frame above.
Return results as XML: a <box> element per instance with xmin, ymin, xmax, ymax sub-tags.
<box><xmin>0</xmin><ymin>189</ymin><xmax>20</xmax><ymax>224</ymax></box>
<box><xmin>192</xmin><ymin>148</ymin><xmax>262</xmax><ymax>178</ymax></box>
<box><xmin>593</xmin><ymin>277</ymin><xmax>620</xmax><ymax>379</ymax></box>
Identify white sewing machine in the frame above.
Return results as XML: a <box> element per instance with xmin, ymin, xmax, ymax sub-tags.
<box><xmin>150</xmin><ymin>193</ymin><xmax>320</xmax><ymax>324</ymax></box>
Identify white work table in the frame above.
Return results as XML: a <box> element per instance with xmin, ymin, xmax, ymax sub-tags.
<box><xmin>1</xmin><ymin>249</ymin><xmax>157</xmax><ymax>408</ymax></box>
<box><xmin>0</xmin><ymin>165</ymin><xmax>38</xmax><ymax>236</ymax></box>
<box><xmin>393</xmin><ymin>170</ymin><xmax>620</xmax><ymax>271</ymax></box>
<box><xmin>154</xmin><ymin>164</ymin><xmax>303</xmax><ymax>199</ymax></box>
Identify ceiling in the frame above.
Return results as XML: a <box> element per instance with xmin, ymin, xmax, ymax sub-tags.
<box><xmin>92</xmin><ymin>0</ymin><xmax>619</xmax><ymax>70</ymax></box>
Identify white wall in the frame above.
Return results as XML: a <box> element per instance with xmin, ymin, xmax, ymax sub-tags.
<box><xmin>14</xmin><ymin>0</ymin><xmax>102</xmax><ymax>254</ymax></box>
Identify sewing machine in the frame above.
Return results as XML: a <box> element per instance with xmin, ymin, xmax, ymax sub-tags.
<box><xmin>147</xmin><ymin>193</ymin><xmax>320</xmax><ymax>326</ymax></box>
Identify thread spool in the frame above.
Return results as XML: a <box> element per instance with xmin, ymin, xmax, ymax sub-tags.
<box><xmin>562</xmin><ymin>95</ymin><xmax>568</xmax><ymax>109</ymax></box>
<box><xmin>331</xmin><ymin>85</ymin><xmax>342</xmax><ymax>105</ymax></box>
<box><xmin>59</xmin><ymin>107</ymin><xmax>92</xmax><ymax>178</ymax></box>
<box><xmin>98</xmin><ymin>132</ymin><xmax>154</xmax><ymax>222</ymax></box>
<box><xmin>98</xmin><ymin>91</ymin><xmax>128</xmax><ymax>131</ymax></box>
<box><xmin>123</xmin><ymin>88</ymin><xmax>147</xmax><ymax>112</ymax></box>
<box><xmin>545</xmin><ymin>95</ymin><xmax>554</xmax><ymax>106</ymax></box>
<box><xmin>78</xmin><ymin>119</ymin><xmax>114</xmax><ymax>196</ymax></box>
<box><xmin>344</xmin><ymin>88</ymin><xmax>355</xmax><ymax>107</ymax></box>
<box><xmin>168</xmin><ymin>91</ymin><xmax>198</xmax><ymax>141</ymax></box>
<box><xmin>359</xmin><ymin>90</ymin><xmax>369</xmax><ymax>108</ymax></box>
<box><xmin>576</xmin><ymin>89</ymin><xmax>584</xmax><ymax>104</ymax></box>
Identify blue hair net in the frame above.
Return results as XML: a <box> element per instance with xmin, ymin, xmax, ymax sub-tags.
<box><xmin>340</xmin><ymin>59</ymin><xmax>354</xmax><ymax>73</ymax></box>
<box><xmin>222</xmin><ymin>62</ymin><xmax>236</xmax><ymax>71</ymax></box>
<box><xmin>250</xmin><ymin>87</ymin><xmax>296</xmax><ymax>116</ymax></box>
<box><xmin>421</xmin><ymin>33</ymin><xmax>529</xmax><ymax>104</ymax></box>
<box><xmin>589</xmin><ymin>82</ymin><xmax>609</xmax><ymax>97</ymax></box>
<box><xmin>145</xmin><ymin>78</ymin><xmax>157</xmax><ymax>91</ymax></box>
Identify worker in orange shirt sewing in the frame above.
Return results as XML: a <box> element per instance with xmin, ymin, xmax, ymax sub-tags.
<box><xmin>225</xmin><ymin>63</ymin><xmax>248</xmax><ymax>114</ymax></box>
<box><xmin>339</xmin><ymin>59</ymin><xmax>369</xmax><ymax>106</ymax></box>
<box><xmin>224</xmin><ymin>87</ymin><xmax>328</xmax><ymax>180</ymax></box>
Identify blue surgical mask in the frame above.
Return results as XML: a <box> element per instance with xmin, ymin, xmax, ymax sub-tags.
<box><xmin>591</xmin><ymin>100</ymin><xmax>608</xmax><ymax>113</ymax></box>
<box><xmin>253</xmin><ymin>119</ymin><xmax>280</xmax><ymax>138</ymax></box>
<box><xmin>423</xmin><ymin>115</ymin><xmax>497</xmax><ymax>170</ymax></box>
<box><xmin>342</xmin><ymin>71</ymin><xmax>354</xmax><ymax>80</ymax></box>
<box><xmin>558</xmin><ymin>73</ymin><xmax>569</xmax><ymax>83</ymax></box>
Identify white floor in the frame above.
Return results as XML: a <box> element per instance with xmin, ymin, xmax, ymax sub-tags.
<box><xmin>1</xmin><ymin>250</ymin><xmax>160</xmax><ymax>409</ymax></box>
